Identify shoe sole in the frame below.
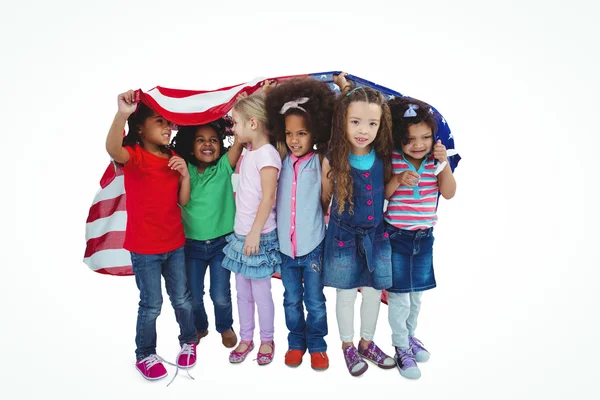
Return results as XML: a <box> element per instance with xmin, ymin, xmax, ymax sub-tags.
<box><xmin>394</xmin><ymin>361</ymin><xmax>421</xmax><ymax>379</ymax></box>
<box><xmin>311</xmin><ymin>365</ymin><xmax>329</xmax><ymax>371</ymax></box>
<box><xmin>135</xmin><ymin>366</ymin><xmax>168</xmax><ymax>381</ymax></box>
<box><xmin>285</xmin><ymin>360</ymin><xmax>302</xmax><ymax>367</ymax></box>
<box><xmin>350</xmin><ymin>362</ymin><xmax>368</xmax><ymax>377</ymax></box>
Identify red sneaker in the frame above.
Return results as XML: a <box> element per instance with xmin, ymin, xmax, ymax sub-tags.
<box><xmin>177</xmin><ymin>342</ymin><xmax>197</xmax><ymax>368</ymax></box>
<box><xmin>135</xmin><ymin>355</ymin><xmax>168</xmax><ymax>381</ymax></box>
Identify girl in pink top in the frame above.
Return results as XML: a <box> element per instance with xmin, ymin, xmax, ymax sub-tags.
<box><xmin>221</xmin><ymin>93</ymin><xmax>282</xmax><ymax>365</ymax></box>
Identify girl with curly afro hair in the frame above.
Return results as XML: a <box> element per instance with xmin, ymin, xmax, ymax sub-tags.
<box><xmin>383</xmin><ymin>97</ymin><xmax>456</xmax><ymax>380</ymax></box>
<box><xmin>168</xmin><ymin>116</ymin><xmax>243</xmax><ymax>349</ymax></box>
<box><xmin>320</xmin><ymin>86</ymin><xmax>396</xmax><ymax>377</ymax></box>
<box><xmin>264</xmin><ymin>76</ymin><xmax>336</xmax><ymax>370</ymax></box>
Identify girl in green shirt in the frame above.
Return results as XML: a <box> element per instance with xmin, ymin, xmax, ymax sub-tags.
<box><xmin>171</xmin><ymin>116</ymin><xmax>243</xmax><ymax>349</ymax></box>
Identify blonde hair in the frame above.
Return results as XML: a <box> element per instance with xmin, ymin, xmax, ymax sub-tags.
<box><xmin>233</xmin><ymin>93</ymin><xmax>268</xmax><ymax>129</ymax></box>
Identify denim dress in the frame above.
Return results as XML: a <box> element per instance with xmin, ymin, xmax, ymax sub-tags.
<box><xmin>323</xmin><ymin>156</ymin><xmax>392</xmax><ymax>290</ymax></box>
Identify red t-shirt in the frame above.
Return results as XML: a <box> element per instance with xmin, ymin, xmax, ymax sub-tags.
<box><xmin>122</xmin><ymin>145</ymin><xmax>185</xmax><ymax>254</ymax></box>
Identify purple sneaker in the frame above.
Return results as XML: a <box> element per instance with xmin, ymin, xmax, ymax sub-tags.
<box><xmin>394</xmin><ymin>347</ymin><xmax>421</xmax><ymax>379</ymax></box>
<box><xmin>343</xmin><ymin>346</ymin><xmax>368</xmax><ymax>377</ymax></box>
<box><xmin>409</xmin><ymin>336</ymin><xmax>430</xmax><ymax>362</ymax></box>
<box><xmin>357</xmin><ymin>341</ymin><xmax>396</xmax><ymax>369</ymax></box>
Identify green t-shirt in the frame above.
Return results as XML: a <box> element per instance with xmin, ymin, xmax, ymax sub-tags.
<box><xmin>182</xmin><ymin>155</ymin><xmax>236</xmax><ymax>241</ymax></box>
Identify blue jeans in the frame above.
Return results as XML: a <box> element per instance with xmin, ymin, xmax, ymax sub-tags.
<box><xmin>131</xmin><ymin>246</ymin><xmax>197</xmax><ymax>361</ymax></box>
<box><xmin>280</xmin><ymin>241</ymin><xmax>328</xmax><ymax>353</ymax></box>
<box><xmin>184</xmin><ymin>236</ymin><xmax>233</xmax><ymax>334</ymax></box>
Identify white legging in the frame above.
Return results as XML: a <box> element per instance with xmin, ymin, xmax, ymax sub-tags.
<box><xmin>335</xmin><ymin>287</ymin><xmax>382</xmax><ymax>343</ymax></box>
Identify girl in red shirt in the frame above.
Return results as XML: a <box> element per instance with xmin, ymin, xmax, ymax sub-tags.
<box><xmin>105</xmin><ymin>90</ymin><xmax>198</xmax><ymax>383</ymax></box>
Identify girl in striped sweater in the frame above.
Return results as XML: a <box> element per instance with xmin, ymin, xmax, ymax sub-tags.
<box><xmin>384</xmin><ymin>97</ymin><xmax>456</xmax><ymax>380</ymax></box>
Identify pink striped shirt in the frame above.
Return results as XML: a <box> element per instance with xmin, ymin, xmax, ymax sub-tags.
<box><xmin>384</xmin><ymin>151</ymin><xmax>439</xmax><ymax>230</ymax></box>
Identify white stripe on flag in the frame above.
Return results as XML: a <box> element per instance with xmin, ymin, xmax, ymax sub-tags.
<box><xmin>92</xmin><ymin>175</ymin><xmax>125</xmax><ymax>205</ymax></box>
<box><xmin>83</xmin><ymin>249</ymin><xmax>132</xmax><ymax>271</ymax></box>
<box><xmin>85</xmin><ymin>211</ymin><xmax>127</xmax><ymax>240</ymax></box>
<box><xmin>147</xmin><ymin>78</ymin><xmax>264</xmax><ymax>113</ymax></box>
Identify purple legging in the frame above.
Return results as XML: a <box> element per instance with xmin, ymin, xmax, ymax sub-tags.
<box><xmin>235</xmin><ymin>273</ymin><xmax>275</xmax><ymax>343</ymax></box>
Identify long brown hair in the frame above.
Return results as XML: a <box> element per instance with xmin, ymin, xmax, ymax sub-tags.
<box><xmin>327</xmin><ymin>87</ymin><xmax>393</xmax><ymax>214</ymax></box>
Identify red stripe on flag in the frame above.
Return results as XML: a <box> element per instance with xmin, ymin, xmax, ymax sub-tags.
<box><xmin>99</xmin><ymin>163</ymin><xmax>122</xmax><ymax>189</ymax></box>
<box><xmin>95</xmin><ymin>266</ymin><xmax>133</xmax><ymax>276</ymax></box>
<box><xmin>84</xmin><ymin>231</ymin><xmax>127</xmax><ymax>258</ymax></box>
<box><xmin>87</xmin><ymin>194</ymin><xmax>127</xmax><ymax>223</ymax></box>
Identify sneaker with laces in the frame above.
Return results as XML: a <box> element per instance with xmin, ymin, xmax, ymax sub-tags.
<box><xmin>358</xmin><ymin>341</ymin><xmax>396</xmax><ymax>369</ymax></box>
<box><xmin>409</xmin><ymin>336</ymin><xmax>430</xmax><ymax>362</ymax></box>
<box><xmin>394</xmin><ymin>347</ymin><xmax>421</xmax><ymax>379</ymax></box>
<box><xmin>343</xmin><ymin>346</ymin><xmax>368</xmax><ymax>377</ymax></box>
<box><xmin>135</xmin><ymin>354</ymin><xmax>168</xmax><ymax>381</ymax></box>
<box><xmin>177</xmin><ymin>342</ymin><xmax>197</xmax><ymax>368</ymax></box>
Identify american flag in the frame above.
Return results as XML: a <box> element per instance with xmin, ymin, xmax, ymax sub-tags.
<box><xmin>84</xmin><ymin>71</ymin><xmax>461</xmax><ymax>303</ymax></box>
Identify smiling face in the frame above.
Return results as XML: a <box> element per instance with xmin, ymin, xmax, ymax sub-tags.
<box><xmin>345</xmin><ymin>101</ymin><xmax>382</xmax><ymax>155</ymax></box>
<box><xmin>192</xmin><ymin>125</ymin><xmax>221</xmax><ymax>164</ymax></box>
<box><xmin>138</xmin><ymin>110</ymin><xmax>174</xmax><ymax>147</ymax></box>
<box><xmin>285</xmin><ymin>114</ymin><xmax>313</xmax><ymax>157</ymax></box>
<box><xmin>401</xmin><ymin>121</ymin><xmax>434</xmax><ymax>164</ymax></box>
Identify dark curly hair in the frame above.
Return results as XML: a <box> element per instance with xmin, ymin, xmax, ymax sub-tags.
<box><xmin>123</xmin><ymin>102</ymin><xmax>156</xmax><ymax>147</ymax></box>
<box><xmin>328</xmin><ymin>87</ymin><xmax>393</xmax><ymax>214</ymax></box>
<box><xmin>169</xmin><ymin>116</ymin><xmax>234</xmax><ymax>166</ymax></box>
<box><xmin>387</xmin><ymin>97</ymin><xmax>438</xmax><ymax>151</ymax></box>
<box><xmin>266</xmin><ymin>77</ymin><xmax>336</xmax><ymax>159</ymax></box>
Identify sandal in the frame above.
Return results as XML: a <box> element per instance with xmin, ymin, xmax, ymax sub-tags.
<box><xmin>256</xmin><ymin>341</ymin><xmax>275</xmax><ymax>366</ymax></box>
<box><xmin>229</xmin><ymin>340</ymin><xmax>254</xmax><ymax>363</ymax></box>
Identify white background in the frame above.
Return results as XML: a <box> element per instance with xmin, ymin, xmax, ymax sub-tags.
<box><xmin>1</xmin><ymin>0</ymin><xmax>599</xmax><ymax>398</ymax></box>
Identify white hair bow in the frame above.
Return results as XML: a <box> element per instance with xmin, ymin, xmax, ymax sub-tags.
<box><xmin>279</xmin><ymin>97</ymin><xmax>310</xmax><ymax>114</ymax></box>
<box><xmin>403</xmin><ymin>103</ymin><xmax>419</xmax><ymax>117</ymax></box>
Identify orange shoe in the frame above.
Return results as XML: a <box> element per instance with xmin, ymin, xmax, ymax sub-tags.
<box><xmin>311</xmin><ymin>352</ymin><xmax>329</xmax><ymax>370</ymax></box>
<box><xmin>284</xmin><ymin>349</ymin><xmax>305</xmax><ymax>367</ymax></box>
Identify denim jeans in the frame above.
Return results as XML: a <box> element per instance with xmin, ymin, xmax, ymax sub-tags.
<box><xmin>280</xmin><ymin>240</ymin><xmax>327</xmax><ymax>353</ymax></box>
<box><xmin>184</xmin><ymin>236</ymin><xmax>233</xmax><ymax>334</ymax></box>
<box><xmin>131</xmin><ymin>246</ymin><xmax>197</xmax><ymax>361</ymax></box>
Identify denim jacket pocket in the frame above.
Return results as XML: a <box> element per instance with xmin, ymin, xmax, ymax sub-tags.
<box><xmin>332</xmin><ymin>231</ymin><xmax>356</xmax><ymax>269</ymax></box>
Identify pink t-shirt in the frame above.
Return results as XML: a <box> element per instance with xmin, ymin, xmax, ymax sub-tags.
<box><xmin>234</xmin><ymin>143</ymin><xmax>282</xmax><ymax>236</ymax></box>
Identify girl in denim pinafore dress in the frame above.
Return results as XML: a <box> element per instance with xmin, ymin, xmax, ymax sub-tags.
<box><xmin>321</xmin><ymin>86</ymin><xmax>396</xmax><ymax>377</ymax></box>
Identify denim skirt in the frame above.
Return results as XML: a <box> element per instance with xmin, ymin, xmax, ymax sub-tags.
<box><xmin>386</xmin><ymin>222</ymin><xmax>436</xmax><ymax>293</ymax></box>
<box><xmin>222</xmin><ymin>228</ymin><xmax>281</xmax><ymax>280</ymax></box>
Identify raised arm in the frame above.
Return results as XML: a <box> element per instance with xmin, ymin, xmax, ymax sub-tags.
<box><xmin>227</xmin><ymin>134</ymin><xmax>244</xmax><ymax>169</ymax></box>
<box><xmin>106</xmin><ymin>90</ymin><xmax>137</xmax><ymax>164</ymax></box>
<box><xmin>333</xmin><ymin>72</ymin><xmax>352</xmax><ymax>95</ymax></box>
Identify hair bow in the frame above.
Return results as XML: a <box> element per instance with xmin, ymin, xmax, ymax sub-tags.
<box><xmin>279</xmin><ymin>97</ymin><xmax>310</xmax><ymax>114</ymax></box>
<box><xmin>404</xmin><ymin>103</ymin><xmax>419</xmax><ymax>117</ymax></box>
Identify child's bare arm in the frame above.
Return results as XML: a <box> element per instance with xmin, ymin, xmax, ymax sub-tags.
<box><xmin>106</xmin><ymin>91</ymin><xmax>137</xmax><ymax>164</ymax></box>
<box><xmin>227</xmin><ymin>135</ymin><xmax>244</xmax><ymax>169</ymax></box>
<box><xmin>385</xmin><ymin>171</ymin><xmax>420</xmax><ymax>199</ymax></box>
<box><xmin>433</xmin><ymin>140</ymin><xmax>456</xmax><ymax>199</ymax></box>
<box><xmin>243</xmin><ymin>166</ymin><xmax>279</xmax><ymax>255</ymax></box>
<box><xmin>321</xmin><ymin>158</ymin><xmax>333</xmax><ymax>215</ymax></box>
<box><xmin>333</xmin><ymin>72</ymin><xmax>352</xmax><ymax>95</ymax></box>
<box><xmin>437</xmin><ymin>166</ymin><xmax>456</xmax><ymax>199</ymax></box>
<box><xmin>168</xmin><ymin>156</ymin><xmax>191</xmax><ymax>205</ymax></box>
